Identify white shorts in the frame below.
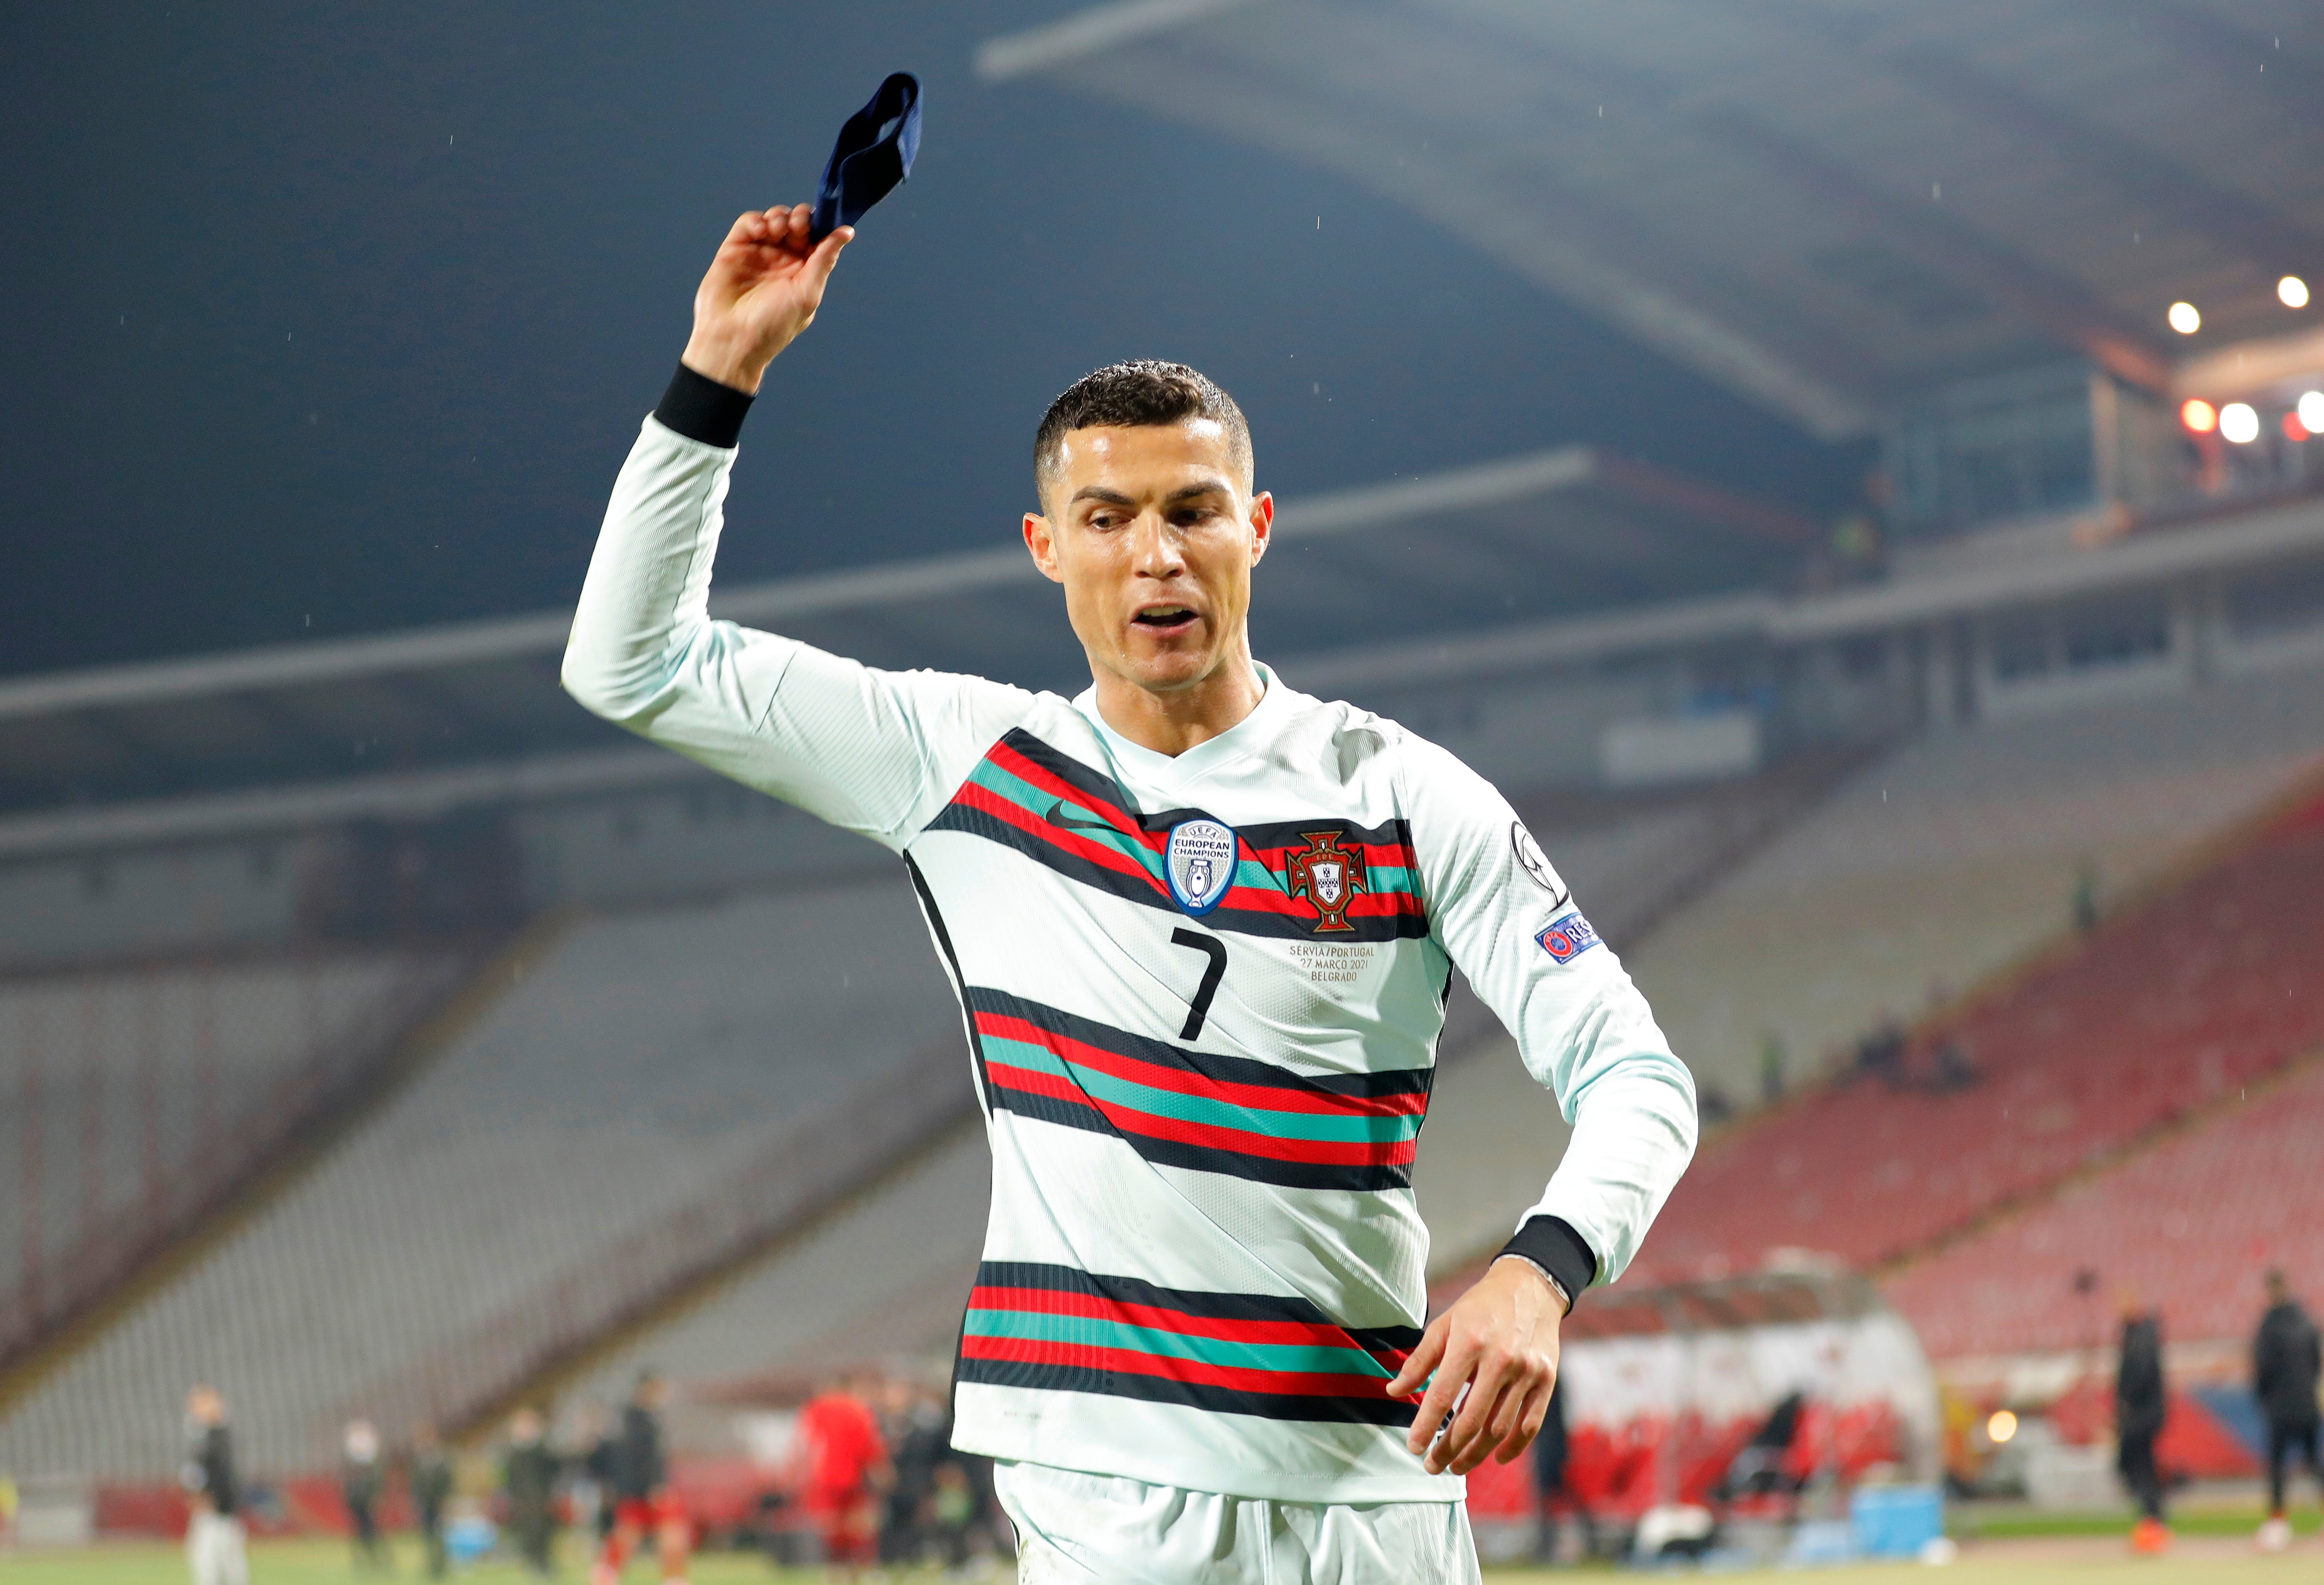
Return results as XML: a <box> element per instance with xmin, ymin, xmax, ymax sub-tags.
<box><xmin>995</xmin><ymin>1460</ymin><xmax>1482</xmax><ymax>1585</ymax></box>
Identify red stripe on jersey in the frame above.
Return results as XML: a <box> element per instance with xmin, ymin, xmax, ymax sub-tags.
<box><xmin>973</xmin><ymin>1012</ymin><xmax>1427</xmax><ymax>1119</ymax></box>
<box><xmin>957</xmin><ymin>1334</ymin><xmax>1406</xmax><ymax>1400</ymax></box>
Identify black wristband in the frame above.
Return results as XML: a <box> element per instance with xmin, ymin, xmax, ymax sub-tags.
<box><xmin>654</xmin><ymin>362</ymin><xmax>754</xmax><ymax>449</ymax></box>
<box><xmin>1498</xmin><ymin>1215</ymin><xmax>1597</xmax><ymax>1310</ymax></box>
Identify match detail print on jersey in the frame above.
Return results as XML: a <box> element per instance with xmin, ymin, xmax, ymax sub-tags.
<box><xmin>927</xmin><ymin>730</ymin><xmax>1429</xmax><ymax>941</ymax></box>
<box><xmin>966</xmin><ymin>987</ymin><xmax>1432</xmax><ymax>1192</ymax></box>
<box><xmin>958</xmin><ymin>1261</ymin><xmax>1423</xmax><ymax>1427</ymax></box>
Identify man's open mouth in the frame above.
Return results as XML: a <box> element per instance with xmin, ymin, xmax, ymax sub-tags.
<box><xmin>1132</xmin><ymin>605</ymin><xmax>1197</xmax><ymax>630</ymax></box>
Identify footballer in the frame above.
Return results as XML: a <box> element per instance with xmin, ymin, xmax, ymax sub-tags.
<box><xmin>564</xmin><ymin>204</ymin><xmax>1696</xmax><ymax>1584</ymax></box>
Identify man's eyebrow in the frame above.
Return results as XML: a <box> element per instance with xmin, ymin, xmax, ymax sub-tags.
<box><xmin>1067</xmin><ymin>479</ymin><xmax>1235</xmax><ymax>509</ymax></box>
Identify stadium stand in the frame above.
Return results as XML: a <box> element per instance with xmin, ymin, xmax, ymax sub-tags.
<box><xmin>1636</xmin><ymin>776</ymin><xmax>2324</xmax><ymax>1287</ymax></box>
<box><xmin>1</xmin><ymin>947</ymin><xmax>472</xmax><ymax>1371</ymax></box>
<box><xmin>0</xmin><ymin>878</ymin><xmax>966</xmax><ymax>1478</ymax></box>
<box><xmin>1884</xmin><ymin>1050</ymin><xmax>2324</xmax><ymax>1361</ymax></box>
<box><xmin>1630</xmin><ymin>661</ymin><xmax>2324</xmax><ymax>1102</ymax></box>
<box><xmin>572</xmin><ymin>1126</ymin><xmax>991</xmax><ymax>1410</ymax></box>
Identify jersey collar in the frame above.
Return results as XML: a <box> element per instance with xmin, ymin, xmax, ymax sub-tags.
<box><xmin>1075</xmin><ymin>661</ymin><xmax>1292</xmax><ymax>792</ymax></box>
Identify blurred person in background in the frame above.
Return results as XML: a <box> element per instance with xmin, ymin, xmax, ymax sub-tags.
<box><xmin>927</xmin><ymin>1461</ymin><xmax>978</xmax><ymax>1574</ymax></box>
<box><xmin>591</xmin><ymin>1371</ymin><xmax>688</xmax><ymax>1585</ymax></box>
<box><xmin>504</xmin><ymin>1405</ymin><xmax>563</xmax><ymax>1575</ymax></box>
<box><xmin>1854</xmin><ymin>1015</ymin><xmax>1906</xmax><ymax>1088</ymax></box>
<box><xmin>2254</xmin><ymin>1269</ymin><xmax>2322</xmax><ymax>1552</ymax></box>
<box><xmin>2072</xmin><ymin>859</ymin><xmax>2102</xmax><ymax>936</ymax></box>
<box><xmin>1757</xmin><ymin>1033</ymin><xmax>1785</xmax><ymax>1105</ymax></box>
<box><xmin>1530</xmin><ymin>1376</ymin><xmax>1570</xmax><ymax>1565</ymax></box>
<box><xmin>796</xmin><ymin>1370</ymin><xmax>890</xmax><ymax>1581</ymax></box>
<box><xmin>2115</xmin><ymin>1296</ymin><xmax>2169</xmax><ymax>1554</ymax></box>
<box><xmin>182</xmin><ymin>1386</ymin><xmax>247</xmax><ymax>1585</ymax></box>
<box><xmin>877</xmin><ymin>1377</ymin><xmax>949</xmax><ymax>1566</ymax></box>
<box><xmin>344</xmin><ymin>1418</ymin><xmax>389</xmax><ymax>1572</ymax></box>
<box><xmin>571</xmin><ymin>1402</ymin><xmax>615</xmax><ymax>1543</ymax></box>
<box><xmin>410</xmin><ymin>1423</ymin><xmax>455</xmax><ymax>1580</ymax></box>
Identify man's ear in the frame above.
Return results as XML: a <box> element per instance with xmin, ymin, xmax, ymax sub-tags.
<box><xmin>1247</xmin><ymin>491</ymin><xmax>1275</xmax><ymax>568</ymax></box>
<box><xmin>1023</xmin><ymin>512</ymin><xmax>1064</xmax><ymax>584</ymax></box>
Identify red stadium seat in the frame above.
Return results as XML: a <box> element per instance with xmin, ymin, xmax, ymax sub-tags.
<box><xmin>1635</xmin><ymin>803</ymin><xmax>2324</xmax><ymax>1361</ymax></box>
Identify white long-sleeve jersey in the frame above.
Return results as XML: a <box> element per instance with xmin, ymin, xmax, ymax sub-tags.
<box><xmin>564</xmin><ymin>407</ymin><xmax>1697</xmax><ymax>1504</ymax></box>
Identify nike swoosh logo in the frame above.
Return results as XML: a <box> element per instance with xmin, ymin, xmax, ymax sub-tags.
<box><xmin>1046</xmin><ymin>802</ymin><xmax>1118</xmax><ymax>836</ymax></box>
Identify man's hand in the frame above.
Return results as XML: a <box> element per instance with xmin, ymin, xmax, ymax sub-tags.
<box><xmin>680</xmin><ymin>203</ymin><xmax>853</xmax><ymax>394</ymax></box>
<box><xmin>1386</xmin><ymin>1256</ymin><xmax>1567</xmax><ymax>1475</ymax></box>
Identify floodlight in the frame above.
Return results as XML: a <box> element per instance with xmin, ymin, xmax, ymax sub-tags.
<box><xmin>1986</xmin><ymin>1408</ymin><xmax>2017</xmax><ymax>1444</ymax></box>
<box><xmin>2220</xmin><ymin>402</ymin><xmax>2260</xmax><ymax>443</ymax></box>
<box><xmin>2167</xmin><ymin>301</ymin><xmax>2201</xmax><ymax>334</ymax></box>
<box><xmin>2180</xmin><ymin>399</ymin><xmax>2217</xmax><ymax>433</ymax></box>
<box><xmin>2300</xmin><ymin>391</ymin><xmax>2324</xmax><ymax>433</ymax></box>
<box><xmin>2282</xmin><ymin>275</ymin><xmax>2312</xmax><ymax>310</ymax></box>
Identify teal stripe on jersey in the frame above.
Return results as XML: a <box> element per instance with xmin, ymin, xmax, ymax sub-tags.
<box><xmin>962</xmin><ymin>1307</ymin><xmax>1391</xmax><ymax>1379</ymax></box>
<box><xmin>981</xmin><ymin>1034</ymin><xmax>1422</xmax><ymax>1145</ymax></box>
<box><xmin>962</xmin><ymin>757</ymin><xmax>1165</xmax><ymax>880</ymax></box>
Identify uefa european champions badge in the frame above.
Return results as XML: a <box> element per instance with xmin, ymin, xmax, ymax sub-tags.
<box><xmin>1166</xmin><ymin>818</ymin><xmax>1238</xmax><ymax>916</ymax></box>
<box><xmin>1535</xmin><ymin>911</ymin><xmax>1602</xmax><ymax>964</ymax></box>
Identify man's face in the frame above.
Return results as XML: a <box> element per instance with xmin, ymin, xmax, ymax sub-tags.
<box><xmin>1025</xmin><ymin>420</ymin><xmax>1271</xmax><ymax>696</ymax></box>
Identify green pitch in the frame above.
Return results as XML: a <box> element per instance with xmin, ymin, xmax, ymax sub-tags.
<box><xmin>6</xmin><ymin>1536</ymin><xmax>2323</xmax><ymax>1585</ymax></box>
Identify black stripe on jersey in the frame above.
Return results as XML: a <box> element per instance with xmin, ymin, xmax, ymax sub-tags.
<box><xmin>924</xmin><ymin>729</ymin><xmax>1432</xmax><ymax>944</ymax></box>
<box><xmin>974</xmin><ymin>990</ymin><xmax>1427</xmax><ymax>1193</ymax></box>
<box><xmin>1005</xmin><ymin>730</ymin><xmax>1414</xmax><ymax>853</ymax></box>
<box><xmin>953</xmin><ymin>1354</ymin><xmax>1420</xmax><ymax>1428</ymax></box>
<box><xmin>923</xmin><ymin>804</ymin><xmax>1429</xmax><ymax>944</ymax></box>
<box><xmin>966</xmin><ymin>988</ymin><xmax>1435</xmax><ymax>1102</ymax></box>
<box><xmin>987</xmin><ymin>1088</ymin><xmax>1413</xmax><ymax>1194</ymax></box>
<box><xmin>904</xmin><ymin>853</ymin><xmax>991</xmax><ymax>1119</ymax></box>
<box><xmin>975</xmin><ymin>1261</ymin><xmax>1423</xmax><ymax>1352</ymax></box>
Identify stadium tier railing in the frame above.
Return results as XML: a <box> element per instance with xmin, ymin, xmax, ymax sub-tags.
<box><xmin>340</xmin><ymin>1036</ymin><xmax>976</xmax><ymax>1445</ymax></box>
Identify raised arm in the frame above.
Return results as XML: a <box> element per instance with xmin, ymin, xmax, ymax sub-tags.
<box><xmin>563</xmin><ymin>206</ymin><xmax>1028</xmax><ymax>850</ymax></box>
<box><xmin>1386</xmin><ymin>735</ymin><xmax>1697</xmax><ymax>1474</ymax></box>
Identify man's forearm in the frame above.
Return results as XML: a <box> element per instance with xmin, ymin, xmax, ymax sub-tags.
<box><xmin>1521</xmin><ymin>1062</ymin><xmax>1698</xmax><ymax>1294</ymax></box>
<box><xmin>561</xmin><ymin>401</ymin><xmax>740</xmax><ymax>724</ymax></box>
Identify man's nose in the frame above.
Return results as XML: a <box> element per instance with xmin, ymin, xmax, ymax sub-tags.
<box><xmin>1131</xmin><ymin>511</ymin><xmax>1185</xmax><ymax>576</ymax></box>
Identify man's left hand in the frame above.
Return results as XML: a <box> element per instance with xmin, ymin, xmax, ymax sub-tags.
<box><xmin>1386</xmin><ymin>1256</ymin><xmax>1566</xmax><ymax>1475</ymax></box>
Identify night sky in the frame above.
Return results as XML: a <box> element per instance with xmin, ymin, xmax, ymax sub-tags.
<box><xmin>1</xmin><ymin>3</ymin><xmax>1862</xmax><ymax>680</ymax></box>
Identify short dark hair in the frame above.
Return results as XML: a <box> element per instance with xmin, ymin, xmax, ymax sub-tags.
<box><xmin>1033</xmin><ymin>360</ymin><xmax>1252</xmax><ymax>499</ymax></box>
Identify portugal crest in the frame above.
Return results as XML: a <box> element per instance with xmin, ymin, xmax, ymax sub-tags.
<box><xmin>1284</xmin><ymin>830</ymin><xmax>1368</xmax><ymax>933</ymax></box>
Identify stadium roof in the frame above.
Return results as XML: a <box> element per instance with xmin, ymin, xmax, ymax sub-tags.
<box><xmin>6</xmin><ymin>453</ymin><xmax>2322</xmax><ymax>862</ymax></box>
<box><xmin>978</xmin><ymin>0</ymin><xmax>2324</xmax><ymax>438</ymax></box>
<box><xmin>0</xmin><ymin>444</ymin><xmax>1811</xmax><ymax>844</ymax></box>
<box><xmin>4</xmin><ymin>460</ymin><xmax>2321</xmax><ymax>860</ymax></box>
